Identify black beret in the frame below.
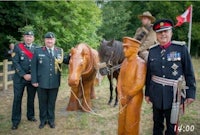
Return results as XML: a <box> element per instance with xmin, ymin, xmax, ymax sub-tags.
<box><xmin>44</xmin><ymin>32</ymin><xmax>55</xmax><ymax>38</ymax></box>
<box><xmin>24</xmin><ymin>31</ymin><xmax>34</xmax><ymax>36</ymax></box>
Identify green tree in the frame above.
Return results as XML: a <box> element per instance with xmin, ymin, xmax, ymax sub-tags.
<box><xmin>0</xmin><ymin>2</ymin><xmax>29</xmax><ymax>60</ymax></box>
<box><xmin>98</xmin><ymin>1</ymin><xmax>131</xmax><ymax>41</ymax></box>
<box><xmin>26</xmin><ymin>1</ymin><xmax>102</xmax><ymax>50</ymax></box>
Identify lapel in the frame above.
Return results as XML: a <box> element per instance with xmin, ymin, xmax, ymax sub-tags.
<box><xmin>24</xmin><ymin>43</ymin><xmax>35</xmax><ymax>53</ymax></box>
<box><xmin>43</xmin><ymin>46</ymin><xmax>58</xmax><ymax>58</ymax></box>
<box><xmin>30</xmin><ymin>45</ymin><xmax>35</xmax><ymax>53</ymax></box>
<box><xmin>43</xmin><ymin>47</ymin><xmax>52</xmax><ymax>58</ymax></box>
<box><xmin>54</xmin><ymin>47</ymin><xmax>58</xmax><ymax>58</ymax></box>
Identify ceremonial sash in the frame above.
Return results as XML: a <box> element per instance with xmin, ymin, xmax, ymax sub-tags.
<box><xmin>18</xmin><ymin>43</ymin><xmax>33</xmax><ymax>59</ymax></box>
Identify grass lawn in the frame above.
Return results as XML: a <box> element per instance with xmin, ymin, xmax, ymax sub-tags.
<box><xmin>0</xmin><ymin>58</ymin><xmax>199</xmax><ymax>135</ymax></box>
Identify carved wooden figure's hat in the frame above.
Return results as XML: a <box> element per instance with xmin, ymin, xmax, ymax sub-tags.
<box><xmin>123</xmin><ymin>37</ymin><xmax>141</xmax><ymax>48</ymax></box>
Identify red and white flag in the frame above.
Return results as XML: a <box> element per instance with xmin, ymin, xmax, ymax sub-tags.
<box><xmin>175</xmin><ymin>6</ymin><xmax>192</xmax><ymax>27</ymax></box>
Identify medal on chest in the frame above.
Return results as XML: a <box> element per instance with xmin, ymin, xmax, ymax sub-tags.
<box><xmin>167</xmin><ymin>51</ymin><xmax>181</xmax><ymax>61</ymax></box>
<box><xmin>39</xmin><ymin>59</ymin><xmax>43</xmax><ymax>64</ymax></box>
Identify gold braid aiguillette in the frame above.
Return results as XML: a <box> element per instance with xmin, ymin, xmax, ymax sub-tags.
<box><xmin>54</xmin><ymin>49</ymin><xmax>64</xmax><ymax>74</ymax></box>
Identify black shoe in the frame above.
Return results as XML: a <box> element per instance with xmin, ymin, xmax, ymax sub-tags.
<box><xmin>48</xmin><ymin>122</ymin><xmax>55</xmax><ymax>128</ymax></box>
<box><xmin>28</xmin><ymin>118</ymin><xmax>37</xmax><ymax>122</ymax></box>
<box><xmin>39</xmin><ymin>121</ymin><xmax>47</xmax><ymax>129</ymax></box>
<box><xmin>39</xmin><ymin>123</ymin><xmax>45</xmax><ymax>129</ymax></box>
<box><xmin>11</xmin><ymin>124</ymin><xmax>18</xmax><ymax>130</ymax></box>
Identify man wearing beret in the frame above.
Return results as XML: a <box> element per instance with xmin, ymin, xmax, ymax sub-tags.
<box><xmin>145</xmin><ymin>19</ymin><xmax>196</xmax><ymax>135</ymax></box>
<box><xmin>11</xmin><ymin>31</ymin><xmax>38</xmax><ymax>130</ymax></box>
<box><xmin>134</xmin><ymin>11</ymin><xmax>157</xmax><ymax>61</ymax></box>
<box><xmin>31</xmin><ymin>32</ymin><xmax>69</xmax><ymax>129</ymax></box>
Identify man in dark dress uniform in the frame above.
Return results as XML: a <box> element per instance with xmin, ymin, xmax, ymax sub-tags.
<box><xmin>145</xmin><ymin>19</ymin><xmax>196</xmax><ymax>135</ymax></box>
<box><xmin>11</xmin><ymin>31</ymin><xmax>37</xmax><ymax>130</ymax></box>
<box><xmin>31</xmin><ymin>32</ymin><xmax>69</xmax><ymax>129</ymax></box>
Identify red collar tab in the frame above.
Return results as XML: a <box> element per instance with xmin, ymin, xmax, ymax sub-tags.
<box><xmin>160</xmin><ymin>41</ymin><xmax>171</xmax><ymax>49</ymax></box>
<box><xmin>42</xmin><ymin>47</ymin><xmax>46</xmax><ymax>50</ymax></box>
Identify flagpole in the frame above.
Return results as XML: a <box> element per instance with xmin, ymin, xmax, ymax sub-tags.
<box><xmin>188</xmin><ymin>5</ymin><xmax>193</xmax><ymax>54</ymax></box>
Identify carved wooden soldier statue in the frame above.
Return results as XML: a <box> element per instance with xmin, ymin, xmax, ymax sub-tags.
<box><xmin>118</xmin><ymin>37</ymin><xmax>147</xmax><ymax>135</ymax></box>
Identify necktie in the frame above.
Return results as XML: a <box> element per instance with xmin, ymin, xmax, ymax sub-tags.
<box><xmin>161</xmin><ymin>49</ymin><xmax>166</xmax><ymax>57</ymax></box>
<box><xmin>49</xmin><ymin>49</ymin><xmax>53</xmax><ymax>57</ymax></box>
<box><xmin>27</xmin><ymin>45</ymin><xmax>31</xmax><ymax>50</ymax></box>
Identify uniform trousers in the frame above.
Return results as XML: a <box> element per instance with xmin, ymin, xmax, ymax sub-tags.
<box><xmin>37</xmin><ymin>88</ymin><xmax>58</xmax><ymax>124</ymax></box>
<box><xmin>153</xmin><ymin>106</ymin><xmax>176</xmax><ymax>135</ymax></box>
<box><xmin>12</xmin><ymin>82</ymin><xmax>37</xmax><ymax>125</ymax></box>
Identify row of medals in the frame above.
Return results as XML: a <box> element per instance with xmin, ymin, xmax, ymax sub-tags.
<box><xmin>167</xmin><ymin>52</ymin><xmax>181</xmax><ymax>61</ymax></box>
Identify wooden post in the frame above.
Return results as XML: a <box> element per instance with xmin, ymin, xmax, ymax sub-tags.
<box><xmin>3</xmin><ymin>59</ymin><xmax>8</xmax><ymax>90</ymax></box>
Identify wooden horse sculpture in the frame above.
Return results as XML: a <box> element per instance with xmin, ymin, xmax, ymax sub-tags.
<box><xmin>67</xmin><ymin>43</ymin><xmax>99</xmax><ymax>112</ymax></box>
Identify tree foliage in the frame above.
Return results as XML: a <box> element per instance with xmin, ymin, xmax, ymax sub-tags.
<box><xmin>0</xmin><ymin>1</ymin><xmax>101</xmax><ymax>60</ymax></box>
<box><xmin>98</xmin><ymin>1</ymin><xmax>131</xmax><ymax>40</ymax></box>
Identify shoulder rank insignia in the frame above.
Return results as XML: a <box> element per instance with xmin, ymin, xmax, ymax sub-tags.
<box><xmin>35</xmin><ymin>46</ymin><xmax>41</xmax><ymax>49</ymax></box>
<box><xmin>149</xmin><ymin>43</ymin><xmax>159</xmax><ymax>49</ymax></box>
<box><xmin>171</xmin><ymin>40</ymin><xmax>186</xmax><ymax>46</ymax></box>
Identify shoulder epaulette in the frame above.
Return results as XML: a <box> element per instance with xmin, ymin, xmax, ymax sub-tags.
<box><xmin>35</xmin><ymin>46</ymin><xmax>42</xmax><ymax>49</ymax></box>
<box><xmin>172</xmin><ymin>40</ymin><xmax>186</xmax><ymax>46</ymax></box>
<box><xmin>149</xmin><ymin>43</ymin><xmax>159</xmax><ymax>49</ymax></box>
<box><xmin>55</xmin><ymin>46</ymin><xmax>63</xmax><ymax>51</ymax></box>
<box><xmin>55</xmin><ymin>47</ymin><xmax>60</xmax><ymax>49</ymax></box>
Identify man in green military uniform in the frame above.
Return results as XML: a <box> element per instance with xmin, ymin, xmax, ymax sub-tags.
<box><xmin>11</xmin><ymin>31</ymin><xmax>37</xmax><ymax>130</ymax></box>
<box><xmin>134</xmin><ymin>11</ymin><xmax>157</xmax><ymax>61</ymax></box>
<box><xmin>31</xmin><ymin>32</ymin><xmax>69</xmax><ymax>129</ymax></box>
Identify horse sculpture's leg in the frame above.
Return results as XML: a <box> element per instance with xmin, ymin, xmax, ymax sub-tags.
<box><xmin>81</xmin><ymin>81</ymin><xmax>93</xmax><ymax>112</ymax></box>
<box><xmin>66</xmin><ymin>87</ymin><xmax>79</xmax><ymax>111</ymax></box>
<box><xmin>90</xmin><ymin>84</ymin><xmax>96</xmax><ymax>99</ymax></box>
<box><xmin>108</xmin><ymin>75</ymin><xmax>113</xmax><ymax>105</ymax></box>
